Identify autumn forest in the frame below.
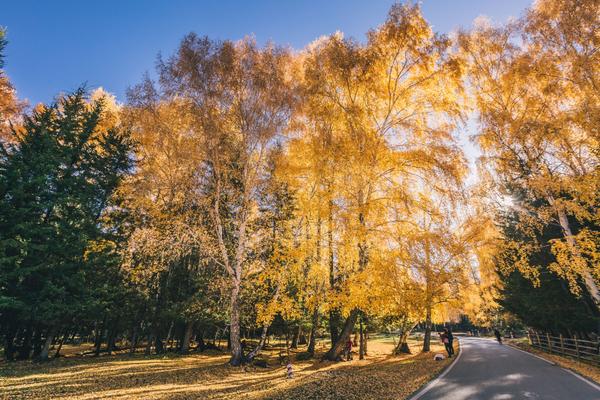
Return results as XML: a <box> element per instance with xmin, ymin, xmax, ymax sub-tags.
<box><xmin>0</xmin><ymin>1</ymin><xmax>599</xmax><ymax>398</ymax></box>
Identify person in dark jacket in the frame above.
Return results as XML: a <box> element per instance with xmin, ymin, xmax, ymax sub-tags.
<box><xmin>447</xmin><ymin>328</ymin><xmax>455</xmax><ymax>356</ymax></box>
<box><xmin>494</xmin><ymin>328</ymin><xmax>503</xmax><ymax>344</ymax></box>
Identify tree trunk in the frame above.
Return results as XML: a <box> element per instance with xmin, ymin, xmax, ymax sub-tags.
<box><xmin>299</xmin><ymin>331</ymin><xmax>307</xmax><ymax>345</ymax></box>
<box><xmin>164</xmin><ymin>321</ymin><xmax>174</xmax><ymax>351</ymax></box>
<box><xmin>327</xmin><ymin>198</ymin><xmax>340</xmax><ymax>347</ymax></box>
<box><xmin>307</xmin><ymin>308</ymin><xmax>319</xmax><ymax>355</ymax></box>
<box><xmin>145</xmin><ymin>333</ymin><xmax>153</xmax><ymax>355</ymax></box>
<box><xmin>306</xmin><ymin>214</ymin><xmax>322</xmax><ymax>358</ymax></box>
<box><xmin>245</xmin><ymin>323</ymin><xmax>269</xmax><ymax>362</ymax></box>
<box><xmin>323</xmin><ymin>309</ymin><xmax>359</xmax><ymax>361</ymax></box>
<box><xmin>197</xmin><ymin>330</ymin><xmax>206</xmax><ymax>351</ymax></box>
<box><xmin>3</xmin><ymin>324</ymin><xmax>17</xmax><ymax>361</ymax></box>
<box><xmin>94</xmin><ymin>317</ymin><xmax>105</xmax><ymax>357</ymax></box>
<box><xmin>329</xmin><ymin>311</ymin><xmax>341</xmax><ymax>346</ymax></box>
<box><xmin>38</xmin><ymin>327</ymin><xmax>56</xmax><ymax>362</ymax></box>
<box><xmin>154</xmin><ymin>332</ymin><xmax>164</xmax><ymax>354</ymax></box>
<box><xmin>422</xmin><ymin>306</ymin><xmax>432</xmax><ymax>353</ymax></box>
<box><xmin>54</xmin><ymin>330</ymin><xmax>69</xmax><ymax>358</ymax></box>
<box><xmin>32</xmin><ymin>327</ymin><xmax>43</xmax><ymax>359</ymax></box>
<box><xmin>553</xmin><ymin>204</ymin><xmax>600</xmax><ymax>308</ymax></box>
<box><xmin>229</xmin><ymin>279</ymin><xmax>243</xmax><ymax>366</ymax></box>
<box><xmin>359</xmin><ymin>318</ymin><xmax>365</xmax><ymax>360</ymax></box>
<box><xmin>17</xmin><ymin>325</ymin><xmax>33</xmax><ymax>360</ymax></box>
<box><xmin>395</xmin><ymin>338</ymin><xmax>411</xmax><ymax>354</ymax></box>
<box><xmin>291</xmin><ymin>325</ymin><xmax>301</xmax><ymax>349</ymax></box>
<box><xmin>130</xmin><ymin>324</ymin><xmax>138</xmax><ymax>355</ymax></box>
<box><xmin>180</xmin><ymin>321</ymin><xmax>194</xmax><ymax>354</ymax></box>
<box><xmin>107</xmin><ymin>327</ymin><xmax>116</xmax><ymax>355</ymax></box>
<box><xmin>285</xmin><ymin>328</ymin><xmax>290</xmax><ymax>360</ymax></box>
<box><xmin>422</xmin><ymin>239</ymin><xmax>433</xmax><ymax>353</ymax></box>
<box><xmin>4</xmin><ymin>323</ymin><xmax>18</xmax><ymax>361</ymax></box>
<box><xmin>394</xmin><ymin>324</ymin><xmax>414</xmax><ymax>355</ymax></box>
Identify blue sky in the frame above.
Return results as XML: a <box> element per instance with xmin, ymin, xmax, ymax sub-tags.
<box><xmin>4</xmin><ymin>0</ymin><xmax>532</xmax><ymax>106</ymax></box>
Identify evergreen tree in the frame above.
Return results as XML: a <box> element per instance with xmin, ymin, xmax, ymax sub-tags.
<box><xmin>496</xmin><ymin>207</ymin><xmax>599</xmax><ymax>336</ymax></box>
<box><xmin>0</xmin><ymin>89</ymin><xmax>132</xmax><ymax>360</ymax></box>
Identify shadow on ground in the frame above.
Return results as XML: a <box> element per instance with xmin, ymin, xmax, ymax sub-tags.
<box><xmin>0</xmin><ymin>340</ymin><xmax>452</xmax><ymax>400</ymax></box>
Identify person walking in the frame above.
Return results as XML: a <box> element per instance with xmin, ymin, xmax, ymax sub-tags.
<box><xmin>494</xmin><ymin>328</ymin><xmax>503</xmax><ymax>344</ymax></box>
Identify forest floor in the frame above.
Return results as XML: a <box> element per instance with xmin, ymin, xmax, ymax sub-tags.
<box><xmin>507</xmin><ymin>337</ymin><xmax>600</xmax><ymax>384</ymax></box>
<box><xmin>0</xmin><ymin>335</ymin><xmax>454</xmax><ymax>400</ymax></box>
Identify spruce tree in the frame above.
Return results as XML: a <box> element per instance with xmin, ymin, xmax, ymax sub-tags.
<box><xmin>0</xmin><ymin>89</ymin><xmax>132</xmax><ymax>360</ymax></box>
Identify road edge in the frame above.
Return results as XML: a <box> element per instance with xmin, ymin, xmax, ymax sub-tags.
<box><xmin>505</xmin><ymin>342</ymin><xmax>555</xmax><ymax>365</ymax></box>
<box><xmin>407</xmin><ymin>339</ymin><xmax>463</xmax><ymax>400</ymax></box>
<box><xmin>506</xmin><ymin>342</ymin><xmax>600</xmax><ymax>393</ymax></box>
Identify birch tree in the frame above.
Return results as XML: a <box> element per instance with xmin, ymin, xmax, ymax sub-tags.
<box><xmin>158</xmin><ymin>35</ymin><xmax>295</xmax><ymax>365</ymax></box>
<box><xmin>459</xmin><ymin>0</ymin><xmax>600</xmax><ymax>306</ymax></box>
<box><xmin>297</xmin><ymin>3</ymin><xmax>467</xmax><ymax>360</ymax></box>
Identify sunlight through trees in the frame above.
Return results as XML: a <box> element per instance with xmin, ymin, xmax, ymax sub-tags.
<box><xmin>0</xmin><ymin>0</ymin><xmax>598</xmax><ymax>369</ymax></box>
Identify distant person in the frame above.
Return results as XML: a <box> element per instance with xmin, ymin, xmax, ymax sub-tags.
<box><xmin>345</xmin><ymin>337</ymin><xmax>353</xmax><ymax>361</ymax></box>
<box><xmin>447</xmin><ymin>328</ymin><xmax>455</xmax><ymax>356</ymax></box>
<box><xmin>441</xmin><ymin>328</ymin><xmax>453</xmax><ymax>357</ymax></box>
<box><xmin>494</xmin><ymin>329</ymin><xmax>502</xmax><ymax>344</ymax></box>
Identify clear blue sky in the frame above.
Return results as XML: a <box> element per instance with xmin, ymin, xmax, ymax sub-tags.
<box><xmin>3</xmin><ymin>0</ymin><xmax>532</xmax><ymax>106</ymax></box>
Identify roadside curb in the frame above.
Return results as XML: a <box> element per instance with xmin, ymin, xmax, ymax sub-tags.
<box><xmin>407</xmin><ymin>339</ymin><xmax>462</xmax><ymax>400</ymax></box>
<box><xmin>506</xmin><ymin>342</ymin><xmax>600</xmax><ymax>392</ymax></box>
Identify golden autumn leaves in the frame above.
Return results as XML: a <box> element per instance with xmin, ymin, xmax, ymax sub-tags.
<box><xmin>113</xmin><ymin>3</ymin><xmax>485</xmax><ymax>364</ymax></box>
<box><xmin>459</xmin><ymin>0</ymin><xmax>599</xmax><ymax>307</ymax></box>
<box><xmin>17</xmin><ymin>0</ymin><xmax>591</xmax><ymax>365</ymax></box>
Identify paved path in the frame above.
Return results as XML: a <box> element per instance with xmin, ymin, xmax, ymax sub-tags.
<box><xmin>412</xmin><ymin>337</ymin><xmax>600</xmax><ymax>400</ymax></box>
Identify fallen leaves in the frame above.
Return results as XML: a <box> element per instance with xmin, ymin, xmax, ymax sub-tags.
<box><xmin>0</xmin><ymin>337</ymin><xmax>454</xmax><ymax>400</ymax></box>
<box><xmin>508</xmin><ymin>339</ymin><xmax>600</xmax><ymax>385</ymax></box>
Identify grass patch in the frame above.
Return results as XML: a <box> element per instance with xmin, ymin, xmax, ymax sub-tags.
<box><xmin>507</xmin><ymin>339</ymin><xmax>600</xmax><ymax>384</ymax></box>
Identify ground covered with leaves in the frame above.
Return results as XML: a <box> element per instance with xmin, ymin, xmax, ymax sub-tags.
<box><xmin>508</xmin><ymin>338</ymin><xmax>600</xmax><ymax>384</ymax></box>
<box><xmin>0</xmin><ymin>336</ymin><xmax>454</xmax><ymax>400</ymax></box>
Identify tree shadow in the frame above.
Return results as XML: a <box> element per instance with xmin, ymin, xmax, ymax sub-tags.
<box><xmin>0</xmin><ymin>340</ymin><xmax>452</xmax><ymax>399</ymax></box>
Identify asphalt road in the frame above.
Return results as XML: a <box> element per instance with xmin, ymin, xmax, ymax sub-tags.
<box><xmin>412</xmin><ymin>337</ymin><xmax>600</xmax><ymax>400</ymax></box>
